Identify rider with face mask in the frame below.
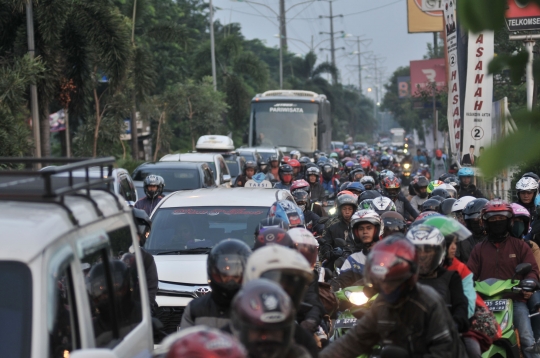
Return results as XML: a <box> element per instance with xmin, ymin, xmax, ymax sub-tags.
<box><xmin>467</xmin><ymin>200</ymin><xmax>540</xmax><ymax>358</ymax></box>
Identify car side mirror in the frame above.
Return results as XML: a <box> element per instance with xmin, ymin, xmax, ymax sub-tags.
<box><xmin>223</xmin><ymin>174</ymin><xmax>231</xmax><ymax>183</ymax></box>
<box><xmin>70</xmin><ymin>349</ymin><xmax>119</xmax><ymax>358</ymax></box>
<box><xmin>516</xmin><ymin>263</ymin><xmax>532</xmax><ymax>277</ymax></box>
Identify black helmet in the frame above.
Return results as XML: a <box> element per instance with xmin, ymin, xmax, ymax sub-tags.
<box><xmin>380</xmin><ymin>211</ymin><xmax>406</xmax><ymax>237</ymax></box>
<box><xmin>349</xmin><ymin>168</ymin><xmax>365</xmax><ymax>182</ymax></box>
<box><xmin>278</xmin><ymin>164</ymin><xmax>293</xmax><ymax>183</ymax></box>
<box><xmin>321</xmin><ymin>163</ymin><xmax>334</xmax><ymax>181</ymax></box>
<box><xmin>254</xmin><ymin>227</ymin><xmax>294</xmax><ymax>250</ymax></box>
<box><xmin>430</xmin><ymin>195</ymin><xmax>445</xmax><ymax>203</ymax></box>
<box><xmin>207</xmin><ymin>239</ymin><xmax>252</xmax><ymax>305</ymax></box>
<box><xmin>255</xmin><ymin>217</ymin><xmax>289</xmax><ymax>237</ymax></box>
<box><xmin>258</xmin><ymin>158</ymin><xmax>268</xmax><ymax>172</ymax></box>
<box><xmin>143</xmin><ymin>174</ymin><xmax>165</xmax><ymax>199</ymax></box>
<box><xmin>413</xmin><ymin>176</ymin><xmax>429</xmax><ymax>198</ymax></box>
<box><xmin>439</xmin><ymin>198</ymin><xmax>457</xmax><ymax>215</ymax></box>
<box><xmin>360</xmin><ymin>176</ymin><xmax>376</xmax><ymax>190</ymax></box>
<box><xmin>298</xmin><ymin>156</ymin><xmax>311</xmax><ymax>168</ymax></box>
<box><xmin>243</xmin><ymin>160</ymin><xmax>258</xmax><ymax>175</ymax></box>
<box><xmin>430</xmin><ymin>188</ymin><xmax>451</xmax><ymax>199</ymax></box>
<box><xmin>359</xmin><ymin>189</ymin><xmax>382</xmax><ymax>203</ymax></box>
<box><xmin>443</xmin><ymin>175</ymin><xmax>460</xmax><ymax>190</ymax></box>
<box><xmin>422</xmin><ymin>199</ymin><xmax>441</xmax><ymax>212</ymax></box>
<box><xmin>439</xmin><ymin>173</ymin><xmax>453</xmax><ymax>181</ymax></box>
<box><xmin>523</xmin><ymin>172</ymin><xmax>540</xmax><ymax>181</ymax></box>
<box><xmin>463</xmin><ymin>198</ymin><xmax>489</xmax><ymax>220</ymax></box>
<box><xmin>305</xmin><ymin>166</ymin><xmax>320</xmax><ymax>181</ymax></box>
<box><xmin>87</xmin><ymin>260</ymin><xmax>131</xmax><ymax>314</ymax></box>
<box><xmin>231</xmin><ymin>279</ymin><xmax>295</xmax><ymax>358</ymax></box>
<box><xmin>292</xmin><ymin>189</ymin><xmax>310</xmax><ymax>212</ymax></box>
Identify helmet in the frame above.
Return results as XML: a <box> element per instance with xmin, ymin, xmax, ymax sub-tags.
<box><xmin>288</xmin><ymin>159</ymin><xmax>300</xmax><ymax>170</ymax></box>
<box><xmin>278</xmin><ymin>164</ymin><xmax>294</xmax><ymax>183</ymax></box>
<box><xmin>346</xmin><ymin>182</ymin><xmax>365</xmax><ymax>196</ymax></box>
<box><xmin>427</xmin><ymin>180</ymin><xmax>444</xmax><ymax>194</ymax></box>
<box><xmin>380</xmin><ymin>211</ymin><xmax>406</xmax><ymax>237</ymax></box>
<box><xmin>463</xmin><ymin>198</ymin><xmax>489</xmax><ymax>220</ymax></box>
<box><xmin>254</xmin><ymin>227</ymin><xmax>294</xmax><ymax>250</ymax></box>
<box><xmin>364</xmin><ymin>235</ymin><xmax>418</xmax><ymax>301</ymax></box>
<box><xmin>452</xmin><ymin>196</ymin><xmax>476</xmax><ymax>212</ymax></box>
<box><xmin>321</xmin><ymin>163</ymin><xmax>334</xmax><ymax>181</ymax></box>
<box><xmin>382</xmin><ymin>176</ymin><xmax>401</xmax><ymax>199</ymax></box>
<box><xmin>435</xmin><ymin>149</ymin><xmax>443</xmax><ymax>157</ymax></box>
<box><xmin>244</xmin><ymin>160</ymin><xmax>258</xmax><ymax>175</ymax></box>
<box><xmin>439</xmin><ymin>198</ymin><xmax>457</xmax><ymax>215</ymax></box>
<box><xmin>430</xmin><ymin>195</ymin><xmax>445</xmax><ymax>203</ymax></box>
<box><xmin>443</xmin><ymin>184</ymin><xmax>457</xmax><ymax>198</ymax></box>
<box><xmin>422</xmin><ymin>216</ymin><xmax>472</xmax><ymax>247</ymax></box>
<box><xmin>163</xmin><ymin>326</ymin><xmax>247</xmax><ymax>358</ymax></box>
<box><xmin>344</xmin><ymin>160</ymin><xmax>355</xmax><ymax>171</ymax></box>
<box><xmin>268</xmin><ymin>200</ymin><xmax>305</xmax><ymax>228</ymax></box>
<box><xmin>413</xmin><ymin>176</ymin><xmax>430</xmax><ymax>199</ymax></box>
<box><xmin>349</xmin><ymin>168</ymin><xmax>365</xmax><ymax>182</ymax></box>
<box><xmin>510</xmin><ymin>203</ymin><xmax>531</xmax><ymax>237</ymax></box>
<box><xmin>370</xmin><ymin>197</ymin><xmax>397</xmax><ymax>215</ymax></box>
<box><xmin>305</xmin><ymin>166</ymin><xmax>321</xmax><ymax>181</ymax></box>
<box><xmin>255</xmin><ymin>217</ymin><xmax>289</xmax><ymax>237</ymax></box>
<box><xmin>351</xmin><ymin>209</ymin><xmax>382</xmax><ymax>245</ymax></box>
<box><xmin>458</xmin><ymin>167</ymin><xmax>474</xmax><ymax>178</ymax></box>
<box><xmin>281</xmin><ymin>156</ymin><xmax>291</xmax><ymax>165</ymax></box>
<box><xmin>360</xmin><ymin>176</ymin><xmax>376</xmax><ymax>190</ymax></box>
<box><xmin>287</xmin><ymin>228</ymin><xmax>319</xmax><ymax>269</ymax></box>
<box><xmin>421</xmin><ymin>199</ymin><xmax>441</xmax><ymax>213</ymax></box>
<box><xmin>443</xmin><ymin>175</ymin><xmax>460</xmax><ymax>191</ymax></box>
<box><xmin>406</xmin><ymin>225</ymin><xmax>445</xmax><ymax>276</ymax></box>
<box><xmin>379</xmin><ymin>169</ymin><xmax>394</xmax><ymax>183</ymax></box>
<box><xmin>360</xmin><ymin>158</ymin><xmax>371</xmax><ymax>170</ymax></box>
<box><xmin>415</xmin><ymin>211</ymin><xmax>443</xmax><ymax>221</ymax></box>
<box><xmin>439</xmin><ymin>173</ymin><xmax>453</xmax><ymax>182</ymax></box>
<box><xmin>329</xmin><ymin>152</ymin><xmax>339</xmax><ymax>159</ymax></box>
<box><xmin>482</xmin><ymin>200</ymin><xmax>513</xmax><ymax>241</ymax></box>
<box><xmin>339</xmin><ymin>181</ymin><xmax>351</xmax><ymax>192</ymax></box>
<box><xmin>258</xmin><ymin>159</ymin><xmax>268</xmax><ymax>172</ymax></box>
<box><xmin>243</xmin><ymin>245</ymin><xmax>312</xmax><ymax>310</ymax></box>
<box><xmin>523</xmin><ymin>172</ymin><xmax>540</xmax><ymax>181</ymax></box>
<box><xmin>329</xmin><ymin>158</ymin><xmax>340</xmax><ymax>170</ymax></box>
<box><xmin>482</xmin><ymin>199</ymin><xmax>513</xmax><ymax>220</ymax></box>
<box><xmin>207</xmin><ymin>239</ymin><xmax>252</xmax><ymax>304</ymax></box>
<box><xmin>269</xmin><ymin>155</ymin><xmax>279</xmax><ymax>163</ymax></box>
<box><xmin>231</xmin><ymin>279</ymin><xmax>295</xmax><ymax>358</ymax></box>
<box><xmin>336</xmin><ymin>193</ymin><xmax>359</xmax><ymax>213</ymax></box>
<box><xmin>516</xmin><ymin>177</ymin><xmax>539</xmax><ymax>194</ymax></box>
<box><xmin>290</xmin><ymin>179</ymin><xmax>310</xmax><ymax>194</ymax></box>
<box><xmin>143</xmin><ymin>174</ymin><xmax>165</xmax><ymax>199</ymax></box>
<box><xmin>380</xmin><ymin>155</ymin><xmax>390</xmax><ymax>168</ymax></box>
<box><xmin>298</xmin><ymin>156</ymin><xmax>311</xmax><ymax>167</ymax></box>
<box><xmin>358</xmin><ymin>190</ymin><xmax>383</xmax><ymax>210</ymax></box>
<box><xmin>289</xmin><ymin>150</ymin><xmax>301</xmax><ymax>160</ymax></box>
<box><xmin>292</xmin><ymin>190</ymin><xmax>310</xmax><ymax>212</ymax></box>
<box><xmin>430</xmin><ymin>187</ymin><xmax>451</xmax><ymax>199</ymax></box>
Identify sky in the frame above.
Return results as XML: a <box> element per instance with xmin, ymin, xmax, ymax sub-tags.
<box><xmin>212</xmin><ymin>0</ymin><xmax>434</xmax><ymax>99</ymax></box>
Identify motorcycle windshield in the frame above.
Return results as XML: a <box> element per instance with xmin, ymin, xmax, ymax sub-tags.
<box><xmin>475</xmin><ymin>278</ymin><xmax>516</xmax><ymax>297</ymax></box>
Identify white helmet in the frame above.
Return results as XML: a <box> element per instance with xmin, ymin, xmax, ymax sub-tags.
<box><xmin>406</xmin><ymin>225</ymin><xmax>445</xmax><ymax>275</ymax></box>
<box><xmin>370</xmin><ymin>197</ymin><xmax>396</xmax><ymax>215</ymax></box>
<box><xmin>516</xmin><ymin>177</ymin><xmax>539</xmax><ymax>192</ymax></box>
<box><xmin>243</xmin><ymin>245</ymin><xmax>312</xmax><ymax>310</ymax></box>
<box><xmin>451</xmin><ymin>196</ymin><xmax>475</xmax><ymax>212</ymax></box>
<box><xmin>350</xmin><ymin>209</ymin><xmax>382</xmax><ymax>243</ymax></box>
<box><xmin>444</xmin><ymin>184</ymin><xmax>457</xmax><ymax>198</ymax></box>
<box><xmin>287</xmin><ymin>228</ymin><xmax>319</xmax><ymax>269</ymax></box>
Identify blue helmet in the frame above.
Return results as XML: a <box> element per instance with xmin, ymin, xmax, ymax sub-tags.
<box><xmin>458</xmin><ymin>167</ymin><xmax>474</xmax><ymax>178</ymax></box>
<box><xmin>347</xmin><ymin>182</ymin><xmax>366</xmax><ymax>194</ymax></box>
<box><xmin>268</xmin><ymin>200</ymin><xmax>305</xmax><ymax>228</ymax></box>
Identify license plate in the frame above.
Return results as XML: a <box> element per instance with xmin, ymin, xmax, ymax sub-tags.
<box><xmin>334</xmin><ymin>318</ymin><xmax>358</xmax><ymax>329</ymax></box>
<box><xmin>485</xmin><ymin>299</ymin><xmax>508</xmax><ymax>312</ymax></box>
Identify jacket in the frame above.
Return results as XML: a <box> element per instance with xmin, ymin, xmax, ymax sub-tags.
<box><xmin>456</xmin><ymin>234</ymin><xmax>486</xmax><ymax>264</ymax></box>
<box><xmin>304</xmin><ymin>210</ymin><xmax>324</xmax><ymax>234</ymax></box>
<box><xmin>274</xmin><ymin>182</ymin><xmax>291</xmax><ymax>190</ymax></box>
<box><xmin>430</xmin><ymin>157</ymin><xmax>447</xmax><ymax>180</ymax></box>
<box><xmin>528</xmin><ymin>217</ymin><xmax>540</xmax><ymax>247</ymax></box>
<box><xmin>467</xmin><ymin>236</ymin><xmax>540</xmax><ymax>302</ymax></box>
<box><xmin>410</xmin><ymin>195</ymin><xmax>428</xmax><ymax>212</ymax></box>
<box><xmin>297</xmin><ymin>271</ymin><xmax>326</xmax><ymax>325</ymax></box>
<box><xmin>140</xmin><ymin>248</ymin><xmax>158</xmax><ymax>310</ymax></box>
<box><xmin>180</xmin><ymin>293</ymin><xmax>231</xmax><ymax>330</ymax></box>
<box><xmin>516</xmin><ymin>199</ymin><xmax>536</xmax><ymax>218</ymax></box>
<box><xmin>134</xmin><ymin>195</ymin><xmax>163</xmax><ymax>216</ymax></box>
<box><xmin>309</xmin><ymin>182</ymin><xmax>326</xmax><ymax>202</ymax></box>
<box><xmin>320</xmin><ymin>218</ymin><xmax>353</xmax><ymax>258</ymax></box>
<box><xmin>319</xmin><ymin>283</ymin><xmax>466</xmax><ymax>358</ymax></box>
<box><xmin>457</xmin><ymin>184</ymin><xmax>484</xmax><ymax>199</ymax></box>
<box><xmin>322</xmin><ymin>178</ymin><xmax>339</xmax><ymax>199</ymax></box>
<box><xmin>446</xmin><ymin>258</ymin><xmax>479</xmax><ymax>319</ymax></box>
<box><xmin>330</xmin><ymin>251</ymin><xmax>366</xmax><ymax>291</ymax></box>
<box><xmin>393</xmin><ymin>192</ymin><xmax>418</xmax><ymax>220</ymax></box>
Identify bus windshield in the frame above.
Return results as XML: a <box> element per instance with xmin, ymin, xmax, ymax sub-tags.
<box><xmin>251</xmin><ymin>102</ymin><xmax>318</xmax><ymax>153</ymax></box>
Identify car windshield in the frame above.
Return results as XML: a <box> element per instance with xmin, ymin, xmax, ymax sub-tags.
<box><xmin>238</xmin><ymin>152</ymin><xmax>256</xmax><ymax>162</ymax></box>
<box><xmin>226</xmin><ymin>161</ymin><xmax>240</xmax><ymax>177</ymax></box>
<box><xmin>133</xmin><ymin>168</ymin><xmax>200</xmax><ymax>191</ymax></box>
<box><xmin>257</xmin><ymin>152</ymin><xmax>274</xmax><ymax>162</ymax></box>
<box><xmin>0</xmin><ymin>262</ymin><xmax>32</xmax><ymax>358</ymax></box>
<box><xmin>144</xmin><ymin>206</ymin><xmax>268</xmax><ymax>253</ymax></box>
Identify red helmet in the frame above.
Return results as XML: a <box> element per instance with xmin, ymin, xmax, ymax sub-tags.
<box><xmin>364</xmin><ymin>235</ymin><xmax>418</xmax><ymax>296</ymax></box>
<box><xmin>482</xmin><ymin>199</ymin><xmax>513</xmax><ymax>221</ymax></box>
<box><xmin>360</xmin><ymin>158</ymin><xmax>371</xmax><ymax>170</ymax></box>
<box><xmin>254</xmin><ymin>227</ymin><xmax>294</xmax><ymax>250</ymax></box>
<box><xmin>281</xmin><ymin>156</ymin><xmax>291</xmax><ymax>164</ymax></box>
<box><xmin>288</xmin><ymin>159</ymin><xmax>300</xmax><ymax>168</ymax></box>
<box><xmin>290</xmin><ymin>179</ymin><xmax>310</xmax><ymax>193</ymax></box>
<box><xmin>382</xmin><ymin>176</ymin><xmax>401</xmax><ymax>199</ymax></box>
<box><xmin>165</xmin><ymin>326</ymin><xmax>247</xmax><ymax>358</ymax></box>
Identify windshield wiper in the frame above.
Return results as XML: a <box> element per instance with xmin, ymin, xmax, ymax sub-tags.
<box><xmin>155</xmin><ymin>247</ymin><xmax>213</xmax><ymax>255</ymax></box>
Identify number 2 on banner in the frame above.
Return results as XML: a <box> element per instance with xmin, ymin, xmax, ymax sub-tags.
<box><xmin>471</xmin><ymin>126</ymin><xmax>484</xmax><ymax>140</ymax></box>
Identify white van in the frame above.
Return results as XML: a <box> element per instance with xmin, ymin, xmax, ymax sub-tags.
<box><xmin>159</xmin><ymin>153</ymin><xmax>232</xmax><ymax>188</ymax></box>
<box><xmin>0</xmin><ymin>158</ymin><xmax>153</xmax><ymax>358</ymax></box>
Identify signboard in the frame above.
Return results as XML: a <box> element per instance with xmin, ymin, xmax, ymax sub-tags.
<box><xmin>407</xmin><ymin>0</ymin><xmax>444</xmax><ymax>33</ymax></box>
<box><xmin>506</xmin><ymin>0</ymin><xmax>540</xmax><ymax>31</ymax></box>
<box><xmin>409</xmin><ymin>59</ymin><xmax>446</xmax><ymax>95</ymax></box>
<box><xmin>422</xmin><ymin>0</ymin><xmax>445</xmax><ymax>11</ymax></box>
<box><xmin>462</xmin><ymin>31</ymin><xmax>494</xmax><ymax>167</ymax></box>
<box><xmin>444</xmin><ymin>0</ymin><xmax>461</xmax><ymax>157</ymax></box>
<box><xmin>397</xmin><ymin>76</ymin><xmax>411</xmax><ymax>98</ymax></box>
<box><xmin>245</xmin><ymin>180</ymin><xmax>273</xmax><ymax>188</ymax></box>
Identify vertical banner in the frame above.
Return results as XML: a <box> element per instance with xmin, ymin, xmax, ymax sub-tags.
<box><xmin>462</xmin><ymin>31</ymin><xmax>494</xmax><ymax>167</ymax></box>
<box><xmin>444</xmin><ymin>0</ymin><xmax>461</xmax><ymax>159</ymax></box>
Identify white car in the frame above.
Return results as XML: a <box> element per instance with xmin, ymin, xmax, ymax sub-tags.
<box><xmin>144</xmin><ymin>188</ymin><xmax>293</xmax><ymax>335</ymax></box>
<box><xmin>0</xmin><ymin>158</ymin><xmax>153</xmax><ymax>358</ymax></box>
<box><xmin>160</xmin><ymin>153</ymin><xmax>232</xmax><ymax>187</ymax></box>
<box><xmin>236</xmin><ymin>147</ymin><xmax>284</xmax><ymax>163</ymax></box>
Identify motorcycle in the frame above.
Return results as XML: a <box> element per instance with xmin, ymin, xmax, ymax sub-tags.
<box><xmin>474</xmin><ymin>263</ymin><xmax>534</xmax><ymax>357</ymax></box>
<box><xmin>331</xmin><ymin>285</ymin><xmax>376</xmax><ymax>341</ymax></box>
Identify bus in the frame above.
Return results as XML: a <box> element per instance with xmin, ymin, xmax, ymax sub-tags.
<box><xmin>248</xmin><ymin>90</ymin><xmax>332</xmax><ymax>155</ymax></box>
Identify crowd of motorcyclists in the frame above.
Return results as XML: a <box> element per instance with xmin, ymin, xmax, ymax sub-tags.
<box><xmin>135</xmin><ymin>144</ymin><xmax>540</xmax><ymax>358</ymax></box>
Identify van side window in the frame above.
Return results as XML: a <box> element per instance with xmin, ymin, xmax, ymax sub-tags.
<box><xmin>220</xmin><ymin>158</ymin><xmax>230</xmax><ymax>175</ymax></box>
<box><xmin>49</xmin><ymin>266</ymin><xmax>79</xmax><ymax>358</ymax></box>
<box><xmin>82</xmin><ymin>227</ymin><xmax>142</xmax><ymax>348</ymax></box>
<box><xmin>203</xmin><ymin>168</ymin><xmax>214</xmax><ymax>187</ymax></box>
<box><xmin>119</xmin><ymin>175</ymin><xmax>135</xmax><ymax>202</ymax></box>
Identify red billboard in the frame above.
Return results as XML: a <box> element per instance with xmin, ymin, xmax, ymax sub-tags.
<box><xmin>506</xmin><ymin>0</ymin><xmax>540</xmax><ymax>31</ymax></box>
<box><xmin>410</xmin><ymin>58</ymin><xmax>446</xmax><ymax>96</ymax></box>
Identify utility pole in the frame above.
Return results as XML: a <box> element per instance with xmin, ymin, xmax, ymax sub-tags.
<box><xmin>131</xmin><ymin>0</ymin><xmax>139</xmax><ymax>160</ymax></box>
<box><xmin>356</xmin><ymin>38</ymin><xmax>362</xmax><ymax>94</ymax></box>
<box><xmin>210</xmin><ymin>0</ymin><xmax>217</xmax><ymax>91</ymax></box>
<box><xmin>433</xmin><ymin>32</ymin><xmax>438</xmax><ymax>57</ymax></box>
<box><xmin>319</xmin><ymin>0</ymin><xmax>343</xmax><ymax>84</ymax></box>
<box><xmin>279</xmin><ymin>0</ymin><xmax>287</xmax><ymax>50</ymax></box>
<box><xmin>26</xmin><ymin>0</ymin><xmax>41</xmax><ymax>160</ymax></box>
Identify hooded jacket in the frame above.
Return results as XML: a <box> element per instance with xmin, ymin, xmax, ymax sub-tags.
<box><xmin>457</xmin><ymin>184</ymin><xmax>484</xmax><ymax>199</ymax></box>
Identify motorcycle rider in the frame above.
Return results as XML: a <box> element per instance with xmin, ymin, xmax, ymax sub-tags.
<box><xmin>135</xmin><ymin>174</ymin><xmax>165</xmax><ymax>216</ymax></box>
<box><xmin>410</xmin><ymin>176</ymin><xmax>430</xmax><ymax>211</ymax></box>
<box><xmin>235</xmin><ymin>161</ymin><xmax>258</xmax><ymax>187</ymax></box>
<box><xmin>306</xmin><ymin>166</ymin><xmax>326</xmax><ymax>203</ymax></box>
<box><xmin>321</xmin><ymin>163</ymin><xmax>339</xmax><ymax>201</ymax></box>
<box><xmin>298</xmin><ymin>157</ymin><xmax>311</xmax><ymax>178</ymax></box>
<box><xmin>381</xmin><ymin>176</ymin><xmax>418</xmax><ymax>220</ymax></box>
<box><xmin>467</xmin><ymin>199</ymin><xmax>540</xmax><ymax>358</ymax></box>
<box><xmin>349</xmin><ymin>168</ymin><xmax>365</xmax><ymax>182</ymax></box>
<box><xmin>320</xmin><ymin>235</ymin><xmax>465</xmax><ymax>358</ymax></box>
<box><xmin>288</xmin><ymin>159</ymin><xmax>303</xmax><ymax>180</ymax></box>
<box><xmin>457</xmin><ymin>167</ymin><xmax>484</xmax><ymax>198</ymax></box>
<box><xmin>380</xmin><ymin>211</ymin><xmax>407</xmax><ymax>238</ymax></box>
<box><xmin>527</xmin><ymin>195</ymin><xmax>540</xmax><ymax>246</ymax></box>
<box><xmin>360</xmin><ymin>175</ymin><xmax>376</xmax><ymax>191</ymax></box>
<box><xmin>274</xmin><ymin>164</ymin><xmax>294</xmax><ymax>190</ymax></box>
<box><xmin>180</xmin><ymin>239</ymin><xmax>252</xmax><ymax>329</ymax></box>
<box><xmin>290</xmin><ymin>179</ymin><xmax>325</xmax><ymax>217</ymax></box>
<box><xmin>269</xmin><ymin>155</ymin><xmax>280</xmax><ymax>182</ymax></box>
<box><xmin>457</xmin><ymin>198</ymin><xmax>488</xmax><ymax>264</ymax></box>
<box><xmin>292</xmin><ymin>190</ymin><xmax>323</xmax><ymax>234</ymax></box>
<box><xmin>290</xmin><ymin>150</ymin><xmax>301</xmax><ymax>160</ymax></box>
<box><xmin>430</xmin><ymin>149</ymin><xmax>447</xmax><ymax>180</ymax></box>
<box><xmin>515</xmin><ymin>176</ymin><xmax>539</xmax><ymax>217</ymax></box>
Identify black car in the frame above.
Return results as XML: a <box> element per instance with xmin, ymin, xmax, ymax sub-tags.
<box><xmin>132</xmin><ymin>162</ymin><xmax>216</xmax><ymax>198</ymax></box>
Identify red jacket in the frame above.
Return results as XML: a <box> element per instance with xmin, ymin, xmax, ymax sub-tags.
<box><xmin>467</xmin><ymin>236</ymin><xmax>539</xmax><ymax>302</ymax></box>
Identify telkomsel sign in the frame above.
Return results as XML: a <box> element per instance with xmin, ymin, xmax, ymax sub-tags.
<box><xmin>506</xmin><ymin>0</ymin><xmax>540</xmax><ymax>31</ymax></box>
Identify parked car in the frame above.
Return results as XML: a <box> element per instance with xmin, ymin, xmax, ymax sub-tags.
<box><xmin>159</xmin><ymin>153</ymin><xmax>232</xmax><ymax>188</ymax></box>
<box><xmin>132</xmin><ymin>161</ymin><xmax>217</xmax><ymax>199</ymax></box>
<box><xmin>0</xmin><ymin>158</ymin><xmax>153</xmax><ymax>358</ymax></box>
<box><xmin>144</xmin><ymin>188</ymin><xmax>293</xmax><ymax>335</ymax></box>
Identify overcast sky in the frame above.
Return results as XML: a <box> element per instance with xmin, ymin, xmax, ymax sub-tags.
<box><xmin>212</xmin><ymin>0</ymin><xmax>434</xmax><ymax>98</ymax></box>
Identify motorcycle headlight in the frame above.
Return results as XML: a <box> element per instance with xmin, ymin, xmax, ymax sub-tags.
<box><xmin>345</xmin><ymin>291</ymin><xmax>369</xmax><ymax>306</ymax></box>
<box><xmin>500</xmin><ymin>311</ymin><xmax>509</xmax><ymax>331</ymax></box>
<box><xmin>403</xmin><ymin>163</ymin><xmax>410</xmax><ymax>169</ymax></box>
<box><xmin>329</xmin><ymin>207</ymin><xmax>337</xmax><ymax>215</ymax></box>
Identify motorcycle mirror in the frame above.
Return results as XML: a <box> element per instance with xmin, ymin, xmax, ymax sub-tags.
<box><xmin>515</xmin><ymin>263</ymin><xmax>532</xmax><ymax>276</ymax></box>
<box><xmin>380</xmin><ymin>345</ymin><xmax>409</xmax><ymax>358</ymax></box>
<box><xmin>334</xmin><ymin>238</ymin><xmax>347</xmax><ymax>247</ymax></box>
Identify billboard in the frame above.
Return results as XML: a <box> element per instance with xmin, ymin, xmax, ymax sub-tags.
<box><xmin>409</xmin><ymin>59</ymin><xmax>446</xmax><ymax>95</ymax></box>
<box><xmin>506</xmin><ymin>0</ymin><xmax>540</xmax><ymax>31</ymax></box>
<box><xmin>407</xmin><ymin>0</ymin><xmax>444</xmax><ymax>33</ymax></box>
<box><xmin>397</xmin><ymin>76</ymin><xmax>411</xmax><ymax>98</ymax></box>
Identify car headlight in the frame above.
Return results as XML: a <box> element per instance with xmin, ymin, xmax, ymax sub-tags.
<box><xmin>403</xmin><ymin>163</ymin><xmax>410</xmax><ymax>169</ymax></box>
<box><xmin>500</xmin><ymin>311</ymin><xmax>509</xmax><ymax>331</ymax></box>
<box><xmin>345</xmin><ymin>291</ymin><xmax>369</xmax><ymax>306</ymax></box>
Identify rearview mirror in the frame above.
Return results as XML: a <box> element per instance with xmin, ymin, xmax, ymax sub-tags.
<box><xmin>516</xmin><ymin>263</ymin><xmax>532</xmax><ymax>276</ymax></box>
<box><xmin>70</xmin><ymin>349</ymin><xmax>119</xmax><ymax>358</ymax></box>
<box><xmin>223</xmin><ymin>174</ymin><xmax>231</xmax><ymax>183</ymax></box>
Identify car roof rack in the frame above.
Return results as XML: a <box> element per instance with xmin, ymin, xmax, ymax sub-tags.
<box><xmin>0</xmin><ymin>157</ymin><xmax>121</xmax><ymax>225</ymax></box>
